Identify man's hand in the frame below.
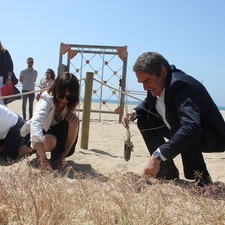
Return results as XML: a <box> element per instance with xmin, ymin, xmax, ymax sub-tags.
<box><xmin>122</xmin><ymin>111</ymin><xmax>136</xmax><ymax>128</ymax></box>
<box><xmin>143</xmin><ymin>156</ymin><xmax>161</xmax><ymax>177</ymax></box>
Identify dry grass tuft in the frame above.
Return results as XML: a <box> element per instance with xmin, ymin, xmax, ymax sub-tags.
<box><xmin>0</xmin><ymin>160</ymin><xmax>225</xmax><ymax>225</ymax></box>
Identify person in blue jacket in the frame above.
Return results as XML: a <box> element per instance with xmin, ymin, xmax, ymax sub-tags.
<box><xmin>122</xmin><ymin>52</ymin><xmax>225</xmax><ymax>186</ymax></box>
<box><xmin>0</xmin><ymin>104</ymin><xmax>32</xmax><ymax>160</ymax></box>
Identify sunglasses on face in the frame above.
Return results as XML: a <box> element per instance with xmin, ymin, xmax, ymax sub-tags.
<box><xmin>57</xmin><ymin>94</ymin><xmax>75</xmax><ymax>101</ymax></box>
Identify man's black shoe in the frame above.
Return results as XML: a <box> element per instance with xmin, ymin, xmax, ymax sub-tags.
<box><xmin>156</xmin><ymin>167</ymin><xmax>180</xmax><ymax>180</ymax></box>
<box><xmin>195</xmin><ymin>175</ymin><xmax>213</xmax><ymax>187</ymax></box>
<box><xmin>156</xmin><ymin>160</ymin><xmax>180</xmax><ymax>180</ymax></box>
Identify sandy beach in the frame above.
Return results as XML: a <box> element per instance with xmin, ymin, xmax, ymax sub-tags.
<box><xmin>2</xmin><ymin>99</ymin><xmax>225</xmax><ymax>183</ymax></box>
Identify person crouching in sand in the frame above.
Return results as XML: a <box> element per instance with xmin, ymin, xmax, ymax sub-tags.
<box><xmin>21</xmin><ymin>72</ymin><xmax>80</xmax><ymax>170</ymax></box>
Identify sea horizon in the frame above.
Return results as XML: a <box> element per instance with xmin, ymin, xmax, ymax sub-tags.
<box><xmin>90</xmin><ymin>98</ymin><xmax>225</xmax><ymax>111</ymax></box>
<box><xmin>15</xmin><ymin>84</ymin><xmax>225</xmax><ymax>111</ymax></box>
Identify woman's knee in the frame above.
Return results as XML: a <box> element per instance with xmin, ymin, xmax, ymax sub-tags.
<box><xmin>44</xmin><ymin>134</ymin><xmax>57</xmax><ymax>151</ymax></box>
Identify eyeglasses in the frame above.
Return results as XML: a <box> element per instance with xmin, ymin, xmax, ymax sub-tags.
<box><xmin>57</xmin><ymin>94</ymin><xmax>75</xmax><ymax>101</ymax></box>
<box><xmin>28</xmin><ymin>61</ymin><xmax>33</xmax><ymax>63</ymax></box>
<box><xmin>46</xmin><ymin>71</ymin><xmax>51</xmax><ymax>74</ymax></box>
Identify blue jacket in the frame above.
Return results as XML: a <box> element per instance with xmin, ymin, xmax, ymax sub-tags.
<box><xmin>134</xmin><ymin>65</ymin><xmax>225</xmax><ymax>160</ymax></box>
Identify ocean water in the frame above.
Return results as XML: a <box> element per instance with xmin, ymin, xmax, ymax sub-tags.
<box><xmin>91</xmin><ymin>98</ymin><xmax>225</xmax><ymax>110</ymax></box>
<box><xmin>16</xmin><ymin>84</ymin><xmax>225</xmax><ymax>111</ymax></box>
<box><xmin>219</xmin><ymin>106</ymin><xmax>225</xmax><ymax>111</ymax></box>
<box><xmin>91</xmin><ymin>98</ymin><xmax>140</xmax><ymax>105</ymax></box>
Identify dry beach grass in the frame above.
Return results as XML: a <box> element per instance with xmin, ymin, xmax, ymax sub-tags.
<box><xmin>0</xmin><ymin>100</ymin><xmax>225</xmax><ymax>224</ymax></box>
<box><xmin>0</xmin><ymin>163</ymin><xmax>225</xmax><ymax>225</ymax></box>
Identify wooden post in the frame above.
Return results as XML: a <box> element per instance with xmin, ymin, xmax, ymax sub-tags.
<box><xmin>80</xmin><ymin>72</ymin><xmax>94</xmax><ymax>149</ymax></box>
<box><xmin>57</xmin><ymin>43</ymin><xmax>63</xmax><ymax>76</ymax></box>
<box><xmin>119</xmin><ymin>51</ymin><xmax>128</xmax><ymax>123</ymax></box>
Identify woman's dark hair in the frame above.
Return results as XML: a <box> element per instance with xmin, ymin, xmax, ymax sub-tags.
<box><xmin>46</xmin><ymin>68</ymin><xmax>56</xmax><ymax>80</ymax></box>
<box><xmin>48</xmin><ymin>72</ymin><xmax>80</xmax><ymax>113</ymax></box>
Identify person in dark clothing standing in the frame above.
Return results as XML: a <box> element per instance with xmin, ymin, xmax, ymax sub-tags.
<box><xmin>122</xmin><ymin>52</ymin><xmax>225</xmax><ymax>186</ymax></box>
<box><xmin>0</xmin><ymin>41</ymin><xmax>14</xmax><ymax>105</ymax></box>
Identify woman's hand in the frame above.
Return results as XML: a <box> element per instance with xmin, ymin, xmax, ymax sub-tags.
<box><xmin>65</xmin><ymin>113</ymin><xmax>79</xmax><ymax>124</ymax></box>
<box><xmin>6</xmin><ymin>77</ymin><xmax>12</xmax><ymax>84</ymax></box>
<box><xmin>6</xmin><ymin>72</ymin><xmax>12</xmax><ymax>84</ymax></box>
<box><xmin>57</xmin><ymin>157</ymin><xmax>66</xmax><ymax>170</ymax></box>
<box><xmin>34</xmin><ymin>142</ymin><xmax>52</xmax><ymax>171</ymax></box>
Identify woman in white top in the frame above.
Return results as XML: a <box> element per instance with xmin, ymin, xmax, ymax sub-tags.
<box><xmin>39</xmin><ymin>68</ymin><xmax>55</xmax><ymax>89</ymax></box>
<box><xmin>21</xmin><ymin>72</ymin><xmax>79</xmax><ymax>170</ymax></box>
<box><xmin>0</xmin><ymin>105</ymin><xmax>32</xmax><ymax>160</ymax></box>
<box><xmin>37</xmin><ymin>69</ymin><xmax>55</xmax><ymax>101</ymax></box>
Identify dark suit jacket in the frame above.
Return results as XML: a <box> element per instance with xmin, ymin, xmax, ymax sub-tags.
<box><xmin>134</xmin><ymin>65</ymin><xmax>225</xmax><ymax>160</ymax></box>
<box><xmin>0</xmin><ymin>50</ymin><xmax>14</xmax><ymax>83</ymax></box>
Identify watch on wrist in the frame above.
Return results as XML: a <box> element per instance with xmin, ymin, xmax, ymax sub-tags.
<box><xmin>152</xmin><ymin>151</ymin><xmax>162</xmax><ymax>162</ymax></box>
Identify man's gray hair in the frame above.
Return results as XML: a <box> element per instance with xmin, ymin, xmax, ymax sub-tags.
<box><xmin>133</xmin><ymin>52</ymin><xmax>170</xmax><ymax>76</ymax></box>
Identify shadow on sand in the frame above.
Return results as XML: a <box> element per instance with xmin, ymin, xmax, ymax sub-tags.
<box><xmin>27</xmin><ymin>158</ymin><xmax>108</xmax><ymax>181</ymax></box>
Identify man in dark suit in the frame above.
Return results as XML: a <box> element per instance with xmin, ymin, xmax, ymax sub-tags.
<box><xmin>122</xmin><ymin>52</ymin><xmax>225</xmax><ymax>186</ymax></box>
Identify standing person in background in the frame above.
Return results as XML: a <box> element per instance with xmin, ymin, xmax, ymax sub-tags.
<box><xmin>0</xmin><ymin>41</ymin><xmax>14</xmax><ymax>105</ymax></box>
<box><xmin>122</xmin><ymin>52</ymin><xmax>225</xmax><ymax>187</ymax></box>
<box><xmin>19</xmin><ymin>57</ymin><xmax>38</xmax><ymax>120</ymax></box>
<box><xmin>37</xmin><ymin>68</ymin><xmax>55</xmax><ymax>101</ymax></box>
<box><xmin>39</xmin><ymin>68</ymin><xmax>55</xmax><ymax>90</ymax></box>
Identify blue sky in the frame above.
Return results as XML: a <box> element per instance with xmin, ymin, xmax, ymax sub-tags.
<box><xmin>1</xmin><ymin>0</ymin><xmax>225</xmax><ymax>106</ymax></box>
